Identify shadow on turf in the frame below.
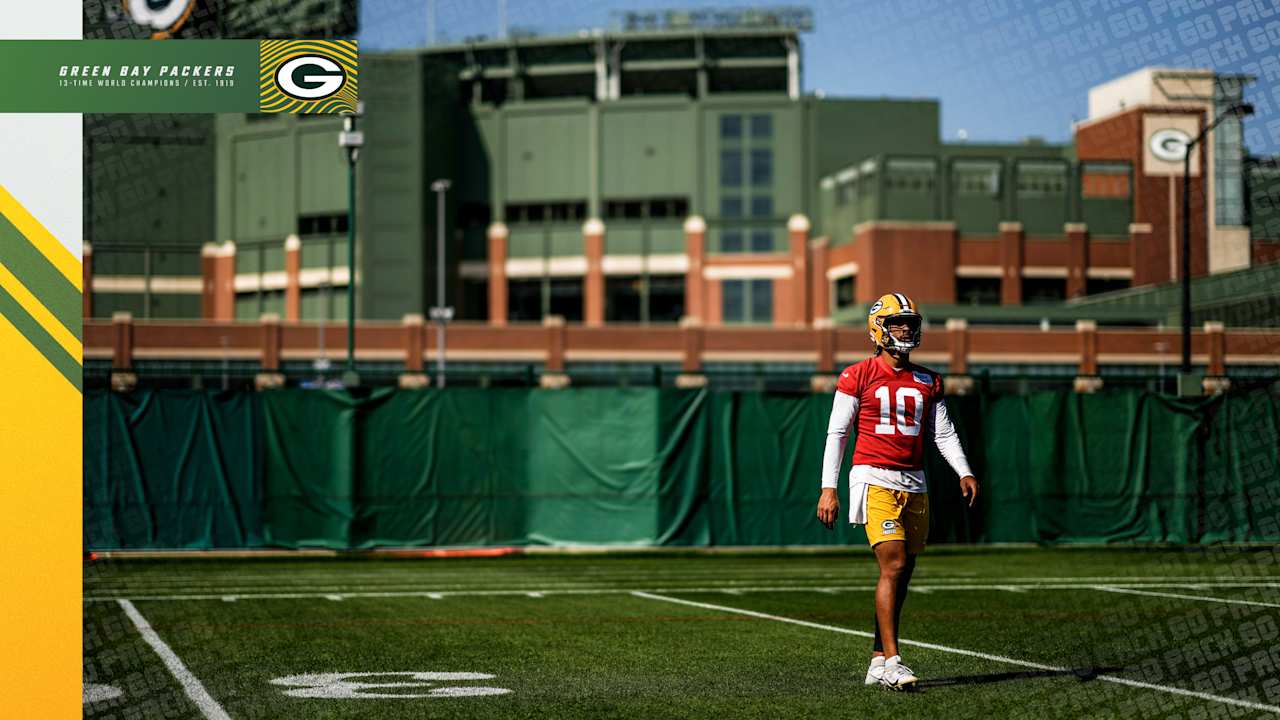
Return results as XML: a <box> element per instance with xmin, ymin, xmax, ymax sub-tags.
<box><xmin>913</xmin><ymin>666</ymin><xmax>1123</xmax><ymax>690</ymax></box>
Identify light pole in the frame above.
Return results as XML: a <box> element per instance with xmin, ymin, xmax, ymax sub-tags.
<box><xmin>429</xmin><ymin>179</ymin><xmax>453</xmax><ymax>388</ymax></box>
<box><xmin>338</xmin><ymin>103</ymin><xmax>365</xmax><ymax>387</ymax></box>
<box><xmin>1179</xmin><ymin>103</ymin><xmax>1252</xmax><ymax>389</ymax></box>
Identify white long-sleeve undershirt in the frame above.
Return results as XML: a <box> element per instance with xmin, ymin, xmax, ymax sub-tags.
<box><xmin>819</xmin><ymin>390</ymin><xmax>973</xmax><ymax>492</ymax></box>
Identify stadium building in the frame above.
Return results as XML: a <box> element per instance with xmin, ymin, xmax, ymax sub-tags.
<box><xmin>83</xmin><ymin>13</ymin><xmax>1280</xmax><ymax>390</ymax></box>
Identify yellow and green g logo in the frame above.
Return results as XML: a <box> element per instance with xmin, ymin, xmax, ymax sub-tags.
<box><xmin>258</xmin><ymin>40</ymin><xmax>357</xmax><ymax>114</ymax></box>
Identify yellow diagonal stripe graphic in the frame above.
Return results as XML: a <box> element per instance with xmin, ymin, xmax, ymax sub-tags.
<box><xmin>0</xmin><ymin>185</ymin><xmax>81</xmax><ymax>292</ymax></box>
<box><xmin>0</xmin><ymin>262</ymin><xmax>81</xmax><ymax>363</ymax></box>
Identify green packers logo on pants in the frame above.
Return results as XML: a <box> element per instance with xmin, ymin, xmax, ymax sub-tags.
<box><xmin>258</xmin><ymin>40</ymin><xmax>357</xmax><ymax>114</ymax></box>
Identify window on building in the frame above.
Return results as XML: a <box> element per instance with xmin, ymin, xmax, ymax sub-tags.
<box><xmin>506</xmin><ymin>201</ymin><xmax>586</xmax><ymax>225</ymax></box>
<box><xmin>956</xmin><ymin>277</ymin><xmax>1001</xmax><ymax>305</ymax></box>
<box><xmin>750</xmin><ymin>278</ymin><xmax>772</xmax><ymax>322</ymax></box>
<box><xmin>459</xmin><ymin>203</ymin><xmax>492</xmax><ymax>229</ymax></box>
<box><xmin>722</xmin><ymin>278</ymin><xmax>773</xmax><ymax>324</ymax></box>
<box><xmin>952</xmin><ymin>160</ymin><xmax>1001</xmax><ymax>196</ymax></box>
<box><xmin>1016</xmin><ymin>161</ymin><xmax>1068</xmax><ymax>196</ymax></box>
<box><xmin>721</xmin><ymin>230</ymin><xmax>744</xmax><ymax>253</ymax></box>
<box><xmin>606</xmin><ymin>276</ymin><xmax>643</xmax><ymax>322</ymax></box>
<box><xmin>603</xmin><ymin>197</ymin><xmax>689</xmax><ymax>221</ymax></box>
<box><xmin>461</xmin><ymin>278</ymin><xmax>489</xmax><ymax>320</ymax></box>
<box><xmin>721</xmin><ymin>196</ymin><xmax>743</xmax><ymax>218</ymax></box>
<box><xmin>1086</xmin><ymin>277</ymin><xmax>1130</xmax><ymax>295</ymax></box>
<box><xmin>750</xmin><ymin>149</ymin><xmax>773</xmax><ymax>186</ymax></box>
<box><xmin>834</xmin><ymin>276</ymin><xmax>856</xmax><ymax>308</ymax></box>
<box><xmin>648</xmin><ymin>276</ymin><xmax>684</xmax><ymax>323</ymax></box>
<box><xmin>749</xmin><ymin>230</ymin><xmax>773</xmax><ymax>253</ymax></box>
<box><xmin>508</xmin><ymin>279</ymin><xmax>543</xmax><ymax>321</ymax></box>
<box><xmin>721</xmin><ymin>150</ymin><xmax>743</xmax><ymax>187</ymax></box>
<box><xmin>548</xmin><ymin>278</ymin><xmax>583</xmax><ymax>322</ymax></box>
<box><xmin>749</xmin><ymin>114</ymin><xmax>772</xmax><ymax>139</ymax></box>
<box><xmin>720</xmin><ymin>114</ymin><xmax>742</xmax><ymax>140</ymax></box>
<box><xmin>750</xmin><ymin>195</ymin><xmax>773</xmax><ymax>218</ymax></box>
<box><xmin>1021</xmin><ymin>277</ymin><xmax>1066</xmax><ymax>304</ymax></box>
<box><xmin>298</xmin><ymin>213</ymin><xmax>349</xmax><ymax>236</ymax></box>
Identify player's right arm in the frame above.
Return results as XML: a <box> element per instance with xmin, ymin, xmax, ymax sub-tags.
<box><xmin>817</xmin><ymin>367</ymin><xmax>859</xmax><ymax>529</ymax></box>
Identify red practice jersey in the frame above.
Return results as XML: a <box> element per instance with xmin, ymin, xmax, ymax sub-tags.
<box><xmin>835</xmin><ymin>355</ymin><xmax>945</xmax><ymax>471</ymax></box>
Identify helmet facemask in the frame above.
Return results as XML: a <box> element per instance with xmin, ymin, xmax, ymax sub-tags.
<box><xmin>879</xmin><ymin>313</ymin><xmax>922</xmax><ymax>353</ymax></box>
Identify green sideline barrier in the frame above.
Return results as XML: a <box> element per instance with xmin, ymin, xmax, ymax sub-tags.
<box><xmin>83</xmin><ymin>388</ymin><xmax>1280</xmax><ymax>549</ymax></box>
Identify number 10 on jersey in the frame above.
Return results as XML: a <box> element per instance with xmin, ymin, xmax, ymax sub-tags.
<box><xmin>873</xmin><ymin>386</ymin><xmax>923</xmax><ymax>436</ymax></box>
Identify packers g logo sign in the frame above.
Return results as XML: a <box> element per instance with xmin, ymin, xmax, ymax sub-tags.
<box><xmin>259</xmin><ymin>40</ymin><xmax>358</xmax><ymax>114</ymax></box>
<box><xmin>125</xmin><ymin>0</ymin><xmax>196</xmax><ymax>39</ymax></box>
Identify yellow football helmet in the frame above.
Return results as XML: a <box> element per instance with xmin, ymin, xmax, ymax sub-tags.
<box><xmin>868</xmin><ymin>292</ymin><xmax>923</xmax><ymax>352</ymax></box>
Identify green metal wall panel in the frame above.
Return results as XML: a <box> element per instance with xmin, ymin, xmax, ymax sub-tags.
<box><xmin>505</xmin><ymin>108</ymin><xmax>590</xmax><ymax>202</ymax></box>
<box><xmin>508</xmin><ymin>227</ymin><xmax>544</xmax><ymax>258</ymax></box>
<box><xmin>232</xmin><ymin>133</ymin><xmax>295</xmax><ymax>240</ymax></box>
<box><xmin>600</xmin><ymin>104</ymin><xmax>696</xmax><ymax>198</ymax></box>
<box><xmin>298</xmin><ymin>126</ymin><xmax>348</xmax><ymax>214</ymax></box>
<box><xmin>882</xmin><ymin>157</ymin><xmax>939</xmax><ymax>221</ymax></box>
<box><xmin>949</xmin><ymin>158</ymin><xmax>1004</xmax><ymax>233</ymax></box>
<box><xmin>548</xmin><ymin>226</ymin><xmax>583</xmax><ymax>256</ymax></box>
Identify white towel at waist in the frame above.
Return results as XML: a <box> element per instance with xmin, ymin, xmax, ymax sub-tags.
<box><xmin>847</xmin><ymin>464</ymin><xmax>928</xmax><ymax>525</ymax></box>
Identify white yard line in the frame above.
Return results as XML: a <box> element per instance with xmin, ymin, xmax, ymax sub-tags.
<box><xmin>630</xmin><ymin>591</ymin><xmax>1280</xmax><ymax>715</ymax></box>
<box><xmin>84</xmin><ymin>581</ymin><xmax>1280</xmax><ymax>603</ymax></box>
<box><xmin>117</xmin><ymin>600</ymin><xmax>232</xmax><ymax>720</ymax></box>
<box><xmin>1094</xmin><ymin>586</ymin><xmax>1280</xmax><ymax>609</ymax></box>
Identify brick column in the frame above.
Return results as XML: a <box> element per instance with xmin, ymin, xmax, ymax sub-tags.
<box><xmin>999</xmin><ymin>222</ymin><xmax>1023</xmax><ymax>306</ymax></box>
<box><xmin>487</xmin><ymin>222</ymin><xmax>509</xmax><ymax>326</ymax></box>
<box><xmin>540</xmin><ymin>315</ymin><xmax>570</xmax><ymax>388</ymax></box>
<box><xmin>255</xmin><ymin>313</ymin><xmax>285</xmax><ymax>390</ymax></box>
<box><xmin>787</xmin><ymin>214</ymin><xmax>810</xmax><ymax>326</ymax></box>
<box><xmin>683</xmin><ymin>216</ymin><xmax>706</xmax><ymax>324</ymax></box>
<box><xmin>398</xmin><ymin>313</ymin><xmax>430</xmax><ymax>389</ymax></box>
<box><xmin>1073</xmin><ymin>319</ymin><xmax>1102</xmax><ymax>393</ymax></box>
<box><xmin>1202</xmin><ymin>321</ymin><xmax>1230</xmax><ymax>394</ymax></box>
<box><xmin>676</xmin><ymin>316</ymin><xmax>707</xmax><ymax>388</ymax></box>
<box><xmin>1129</xmin><ymin>223</ymin><xmax>1156</xmax><ymax>287</ymax></box>
<box><xmin>809</xmin><ymin>236</ymin><xmax>830</xmax><ymax>325</ymax></box>
<box><xmin>83</xmin><ymin>242</ymin><xmax>93</xmax><ymax>319</ymax></box>
<box><xmin>214</xmin><ymin>240</ymin><xmax>236</xmax><ymax>322</ymax></box>
<box><xmin>1065</xmin><ymin>223</ymin><xmax>1088</xmax><ymax>300</ymax></box>
<box><xmin>110</xmin><ymin>311</ymin><xmax>136</xmax><ymax>392</ymax></box>
<box><xmin>809</xmin><ymin>318</ymin><xmax>836</xmax><ymax>393</ymax></box>
<box><xmin>201</xmin><ymin>242</ymin><xmax>218</xmax><ymax>319</ymax></box>
<box><xmin>583</xmin><ymin>218</ymin><xmax>605</xmax><ymax>327</ymax></box>
<box><xmin>284</xmin><ymin>234</ymin><xmax>301</xmax><ymax>322</ymax></box>
<box><xmin>944</xmin><ymin>318</ymin><xmax>974</xmax><ymax>395</ymax></box>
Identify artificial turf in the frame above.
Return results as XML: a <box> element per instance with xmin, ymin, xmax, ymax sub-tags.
<box><xmin>84</xmin><ymin>547</ymin><xmax>1280</xmax><ymax>719</ymax></box>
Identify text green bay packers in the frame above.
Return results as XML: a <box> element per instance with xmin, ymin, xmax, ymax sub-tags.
<box><xmin>59</xmin><ymin>65</ymin><xmax>236</xmax><ymax>78</ymax></box>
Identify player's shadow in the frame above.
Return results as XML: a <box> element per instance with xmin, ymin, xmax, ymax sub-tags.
<box><xmin>914</xmin><ymin>666</ymin><xmax>1123</xmax><ymax>690</ymax></box>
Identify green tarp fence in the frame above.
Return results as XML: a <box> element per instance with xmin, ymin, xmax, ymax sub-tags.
<box><xmin>83</xmin><ymin>388</ymin><xmax>1280</xmax><ymax>550</ymax></box>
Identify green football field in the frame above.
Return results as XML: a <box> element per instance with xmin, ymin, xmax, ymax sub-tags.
<box><xmin>84</xmin><ymin>547</ymin><xmax>1280</xmax><ymax>719</ymax></box>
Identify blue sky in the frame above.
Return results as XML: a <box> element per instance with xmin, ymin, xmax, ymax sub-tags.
<box><xmin>359</xmin><ymin>0</ymin><xmax>1278</xmax><ymax>152</ymax></box>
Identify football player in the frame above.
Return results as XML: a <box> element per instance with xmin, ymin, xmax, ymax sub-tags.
<box><xmin>815</xmin><ymin>292</ymin><xmax>979</xmax><ymax>691</ymax></box>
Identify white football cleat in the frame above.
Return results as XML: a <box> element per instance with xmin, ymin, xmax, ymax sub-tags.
<box><xmin>864</xmin><ymin>655</ymin><xmax>886</xmax><ymax>685</ymax></box>
<box><xmin>879</xmin><ymin>656</ymin><xmax>918</xmax><ymax>691</ymax></box>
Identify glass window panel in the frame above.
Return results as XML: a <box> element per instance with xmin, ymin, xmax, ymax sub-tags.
<box><xmin>749</xmin><ymin>114</ymin><xmax>772</xmax><ymax>138</ymax></box>
<box><xmin>750</xmin><ymin>279</ymin><xmax>772</xmax><ymax>323</ymax></box>
<box><xmin>721</xmin><ymin>150</ymin><xmax>743</xmax><ymax>187</ymax></box>
<box><xmin>722</xmin><ymin>279</ymin><xmax>744</xmax><ymax>322</ymax></box>
<box><xmin>750</xmin><ymin>195</ymin><xmax>772</xmax><ymax>218</ymax></box>
<box><xmin>750</xmin><ymin>149</ymin><xmax>772</xmax><ymax>186</ymax></box>
<box><xmin>721</xmin><ymin>196</ymin><xmax>743</xmax><ymax>218</ymax></box>
<box><xmin>749</xmin><ymin>230</ymin><xmax>772</xmax><ymax>252</ymax></box>
<box><xmin>719</xmin><ymin>114</ymin><xmax>742</xmax><ymax>139</ymax></box>
<box><xmin>721</xmin><ymin>230</ymin><xmax>744</xmax><ymax>253</ymax></box>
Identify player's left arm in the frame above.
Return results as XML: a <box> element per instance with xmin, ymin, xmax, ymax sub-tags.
<box><xmin>931</xmin><ymin>391</ymin><xmax>979</xmax><ymax>507</ymax></box>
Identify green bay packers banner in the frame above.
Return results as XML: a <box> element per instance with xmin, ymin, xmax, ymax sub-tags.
<box><xmin>0</xmin><ymin>39</ymin><xmax>356</xmax><ymax>113</ymax></box>
<box><xmin>83</xmin><ymin>387</ymin><xmax>1280</xmax><ymax>550</ymax></box>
